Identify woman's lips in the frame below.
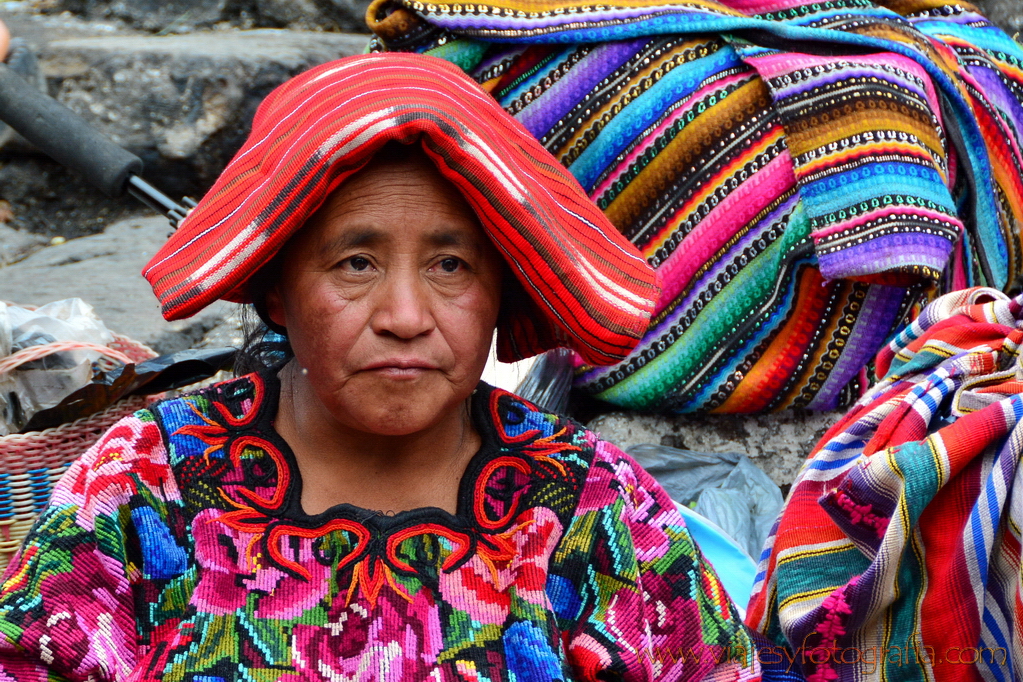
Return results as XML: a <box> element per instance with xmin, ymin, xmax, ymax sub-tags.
<box><xmin>361</xmin><ymin>360</ymin><xmax>439</xmax><ymax>378</ymax></box>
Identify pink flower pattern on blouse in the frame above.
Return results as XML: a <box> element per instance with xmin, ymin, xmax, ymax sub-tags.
<box><xmin>0</xmin><ymin>374</ymin><xmax>758</xmax><ymax>681</ymax></box>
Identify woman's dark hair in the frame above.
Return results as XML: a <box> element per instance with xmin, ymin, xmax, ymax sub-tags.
<box><xmin>233</xmin><ymin>306</ymin><xmax>294</xmax><ymax>377</ymax></box>
<box><xmin>233</xmin><ymin>250</ymin><xmax>295</xmax><ymax>376</ymax></box>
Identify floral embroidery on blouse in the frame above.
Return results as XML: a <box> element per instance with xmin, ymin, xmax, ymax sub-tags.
<box><xmin>0</xmin><ymin>373</ymin><xmax>757</xmax><ymax>682</ymax></box>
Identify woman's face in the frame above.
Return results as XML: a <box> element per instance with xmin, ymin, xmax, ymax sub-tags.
<box><xmin>265</xmin><ymin>151</ymin><xmax>503</xmax><ymax>437</ymax></box>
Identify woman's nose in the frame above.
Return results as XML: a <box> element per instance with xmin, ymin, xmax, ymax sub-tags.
<box><xmin>369</xmin><ymin>269</ymin><xmax>436</xmax><ymax>339</ymax></box>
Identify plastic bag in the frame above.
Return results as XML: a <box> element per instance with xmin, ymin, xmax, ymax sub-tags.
<box><xmin>515</xmin><ymin>348</ymin><xmax>575</xmax><ymax>415</ymax></box>
<box><xmin>627</xmin><ymin>444</ymin><xmax>784</xmax><ymax>560</ymax></box>
<box><xmin>22</xmin><ymin>346</ymin><xmax>236</xmax><ymax>432</ymax></box>
<box><xmin>0</xmin><ymin>299</ymin><xmax>114</xmax><ymax>435</ymax></box>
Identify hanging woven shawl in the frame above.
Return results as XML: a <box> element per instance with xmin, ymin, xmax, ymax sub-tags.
<box><xmin>747</xmin><ymin>287</ymin><xmax>1023</xmax><ymax>681</ymax></box>
<box><xmin>367</xmin><ymin>0</ymin><xmax>1023</xmax><ymax>413</ymax></box>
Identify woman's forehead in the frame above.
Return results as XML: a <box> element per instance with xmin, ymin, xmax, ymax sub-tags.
<box><xmin>293</xmin><ymin>156</ymin><xmax>491</xmax><ymax>255</ymax></box>
<box><xmin>316</xmin><ymin>225</ymin><xmax>488</xmax><ymax>256</ymax></box>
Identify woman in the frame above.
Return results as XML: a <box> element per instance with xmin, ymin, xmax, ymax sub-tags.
<box><xmin>0</xmin><ymin>54</ymin><xmax>762</xmax><ymax>681</ymax></box>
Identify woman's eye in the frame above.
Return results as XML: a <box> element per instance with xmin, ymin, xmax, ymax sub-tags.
<box><xmin>439</xmin><ymin>257</ymin><xmax>462</xmax><ymax>273</ymax></box>
<box><xmin>344</xmin><ymin>256</ymin><xmax>372</xmax><ymax>272</ymax></box>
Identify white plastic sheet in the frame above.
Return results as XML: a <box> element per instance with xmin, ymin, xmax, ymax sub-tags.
<box><xmin>0</xmin><ymin>299</ymin><xmax>114</xmax><ymax>435</ymax></box>
<box><xmin>627</xmin><ymin>443</ymin><xmax>785</xmax><ymax>560</ymax></box>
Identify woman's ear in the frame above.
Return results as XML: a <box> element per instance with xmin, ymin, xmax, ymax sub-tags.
<box><xmin>248</xmin><ymin>255</ymin><xmax>289</xmax><ymax>334</ymax></box>
<box><xmin>263</xmin><ymin>285</ymin><xmax>287</xmax><ymax>330</ymax></box>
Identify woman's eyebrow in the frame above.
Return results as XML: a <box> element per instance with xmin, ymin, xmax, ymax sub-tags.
<box><xmin>320</xmin><ymin>228</ymin><xmax>483</xmax><ymax>254</ymax></box>
<box><xmin>427</xmin><ymin>231</ymin><xmax>463</xmax><ymax>247</ymax></box>
<box><xmin>425</xmin><ymin>230</ymin><xmax>486</xmax><ymax>251</ymax></box>
<box><xmin>322</xmin><ymin>228</ymin><xmax>383</xmax><ymax>254</ymax></box>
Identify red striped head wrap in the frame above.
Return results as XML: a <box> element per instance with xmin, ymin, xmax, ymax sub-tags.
<box><xmin>143</xmin><ymin>53</ymin><xmax>658</xmax><ymax>364</ymax></box>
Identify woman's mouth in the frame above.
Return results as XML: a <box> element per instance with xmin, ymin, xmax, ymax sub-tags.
<box><xmin>362</xmin><ymin>360</ymin><xmax>439</xmax><ymax>378</ymax></box>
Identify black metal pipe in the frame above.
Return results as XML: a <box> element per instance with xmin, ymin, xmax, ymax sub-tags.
<box><xmin>0</xmin><ymin>62</ymin><xmax>191</xmax><ymax>226</ymax></box>
<box><xmin>127</xmin><ymin>176</ymin><xmax>191</xmax><ymax>227</ymax></box>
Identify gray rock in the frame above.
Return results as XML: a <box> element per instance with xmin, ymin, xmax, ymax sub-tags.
<box><xmin>32</xmin><ymin>0</ymin><xmax>372</xmax><ymax>33</ymax></box>
<box><xmin>326</xmin><ymin>0</ymin><xmax>373</xmax><ymax>30</ymax></box>
<box><xmin>0</xmin><ymin>215</ymin><xmax>241</xmax><ymax>353</ymax></box>
<box><xmin>252</xmin><ymin>0</ymin><xmax>372</xmax><ymax>32</ymax></box>
<box><xmin>255</xmin><ymin>0</ymin><xmax>323</xmax><ymax>28</ymax></box>
<box><xmin>973</xmin><ymin>0</ymin><xmax>1023</xmax><ymax>34</ymax></box>
<box><xmin>0</xmin><ymin>3</ymin><xmax>139</xmax><ymax>48</ymax></box>
<box><xmin>0</xmin><ymin>7</ymin><xmax>369</xmax><ymax>237</ymax></box>
<box><xmin>587</xmin><ymin>409</ymin><xmax>844</xmax><ymax>488</ymax></box>
<box><xmin>39</xmin><ymin>30</ymin><xmax>369</xmax><ymax>198</ymax></box>
<box><xmin>102</xmin><ymin>0</ymin><xmax>230</xmax><ymax>33</ymax></box>
<box><xmin>0</xmin><ymin>223</ymin><xmax>47</xmax><ymax>265</ymax></box>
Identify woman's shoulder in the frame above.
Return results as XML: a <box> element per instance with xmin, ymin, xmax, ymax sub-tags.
<box><xmin>149</xmin><ymin>371</ymin><xmax>270</xmax><ymax>427</ymax></box>
<box><xmin>146</xmin><ymin>371</ymin><xmax>272</xmax><ymax>456</ymax></box>
<box><xmin>475</xmin><ymin>382</ymin><xmax>642</xmax><ymax>489</ymax></box>
<box><xmin>47</xmin><ymin>404</ymin><xmax>178</xmax><ymax>520</ymax></box>
<box><xmin>478</xmin><ymin>383</ymin><xmax>598</xmax><ymax>452</ymax></box>
<box><xmin>59</xmin><ymin>372</ymin><xmax>270</xmax><ymax>504</ymax></box>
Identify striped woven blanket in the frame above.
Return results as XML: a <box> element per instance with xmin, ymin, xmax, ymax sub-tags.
<box><xmin>747</xmin><ymin>287</ymin><xmax>1023</xmax><ymax>681</ymax></box>
<box><xmin>368</xmin><ymin>0</ymin><xmax>1023</xmax><ymax>413</ymax></box>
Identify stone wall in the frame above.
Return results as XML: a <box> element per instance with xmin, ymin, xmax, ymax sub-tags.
<box><xmin>29</xmin><ymin>0</ymin><xmax>372</xmax><ymax>34</ymax></box>
<box><xmin>588</xmin><ymin>409</ymin><xmax>842</xmax><ymax>489</ymax></box>
<box><xmin>0</xmin><ymin>6</ymin><xmax>368</xmax><ymax>236</ymax></box>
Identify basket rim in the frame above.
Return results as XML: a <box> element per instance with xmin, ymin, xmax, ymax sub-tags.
<box><xmin>0</xmin><ymin>330</ymin><xmax>159</xmax><ymax>442</ymax></box>
<box><xmin>0</xmin><ymin>393</ymin><xmax>152</xmax><ymax>444</ymax></box>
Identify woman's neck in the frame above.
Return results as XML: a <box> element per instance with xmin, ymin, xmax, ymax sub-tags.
<box><xmin>273</xmin><ymin>363</ymin><xmax>481</xmax><ymax>516</ymax></box>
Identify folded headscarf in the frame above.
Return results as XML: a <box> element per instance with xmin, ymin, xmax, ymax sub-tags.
<box><xmin>368</xmin><ymin>0</ymin><xmax>1023</xmax><ymax>413</ymax></box>
<box><xmin>748</xmin><ymin>287</ymin><xmax>1023</xmax><ymax>681</ymax></box>
<box><xmin>143</xmin><ymin>53</ymin><xmax>659</xmax><ymax>366</ymax></box>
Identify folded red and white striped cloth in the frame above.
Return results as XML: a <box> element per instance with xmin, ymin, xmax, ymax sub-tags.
<box><xmin>749</xmin><ymin>286</ymin><xmax>1023</xmax><ymax>681</ymax></box>
<box><xmin>143</xmin><ymin>53</ymin><xmax>659</xmax><ymax>366</ymax></box>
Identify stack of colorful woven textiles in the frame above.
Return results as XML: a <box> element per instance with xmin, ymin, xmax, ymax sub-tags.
<box><xmin>746</xmin><ymin>286</ymin><xmax>1023</xmax><ymax>680</ymax></box>
<box><xmin>367</xmin><ymin>0</ymin><xmax>1023</xmax><ymax>413</ymax></box>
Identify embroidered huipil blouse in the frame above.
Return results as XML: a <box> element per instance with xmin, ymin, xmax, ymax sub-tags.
<box><xmin>0</xmin><ymin>374</ymin><xmax>756</xmax><ymax>681</ymax></box>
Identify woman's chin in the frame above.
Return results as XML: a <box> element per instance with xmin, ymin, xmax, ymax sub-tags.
<box><xmin>323</xmin><ymin>376</ymin><xmax>474</xmax><ymax>437</ymax></box>
<box><xmin>346</xmin><ymin>404</ymin><xmax>457</xmax><ymax>437</ymax></box>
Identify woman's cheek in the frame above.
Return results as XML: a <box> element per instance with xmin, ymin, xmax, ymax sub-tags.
<box><xmin>290</xmin><ymin>297</ymin><xmax>361</xmax><ymax>370</ymax></box>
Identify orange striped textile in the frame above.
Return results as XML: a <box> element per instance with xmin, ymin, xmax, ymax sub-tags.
<box><xmin>143</xmin><ymin>53</ymin><xmax>659</xmax><ymax>366</ymax></box>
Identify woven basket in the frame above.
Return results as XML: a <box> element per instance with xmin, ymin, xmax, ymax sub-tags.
<box><xmin>0</xmin><ymin>334</ymin><xmax>158</xmax><ymax>571</ymax></box>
